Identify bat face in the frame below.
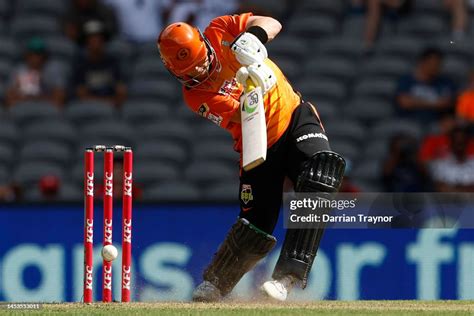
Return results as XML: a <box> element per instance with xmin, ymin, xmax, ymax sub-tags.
<box><xmin>241</xmin><ymin>83</ymin><xmax>267</xmax><ymax>171</ymax></box>
<box><xmin>243</xmin><ymin>90</ymin><xmax>260</xmax><ymax>114</ymax></box>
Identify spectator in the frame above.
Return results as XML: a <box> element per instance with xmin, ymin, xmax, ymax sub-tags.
<box><xmin>456</xmin><ymin>68</ymin><xmax>474</xmax><ymax>122</ymax></box>
<box><xmin>427</xmin><ymin>122</ymin><xmax>474</xmax><ymax>192</ymax></box>
<box><xmin>73</xmin><ymin>20</ymin><xmax>127</xmax><ymax>107</ymax></box>
<box><xmin>395</xmin><ymin>47</ymin><xmax>456</xmax><ymax>124</ymax></box>
<box><xmin>445</xmin><ymin>0</ymin><xmax>468</xmax><ymax>40</ymax></box>
<box><xmin>104</xmin><ymin>0</ymin><xmax>173</xmax><ymax>44</ymax></box>
<box><xmin>6</xmin><ymin>37</ymin><xmax>66</xmax><ymax>108</ymax></box>
<box><xmin>349</xmin><ymin>0</ymin><xmax>413</xmax><ymax>50</ymax></box>
<box><xmin>64</xmin><ymin>0</ymin><xmax>117</xmax><ymax>44</ymax></box>
<box><xmin>39</xmin><ymin>175</ymin><xmax>61</xmax><ymax>201</ymax></box>
<box><xmin>0</xmin><ymin>182</ymin><xmax>20</xmax><ymax>202</ymax></box>
<box><xmin>382</xmin><ymin>133</ymin><xmax>431</xmax><ymax>192</ymax></box>
<box><xmin>419</xmin><ymin>117</ymin><xmax>474</xmax><ymax>161</ymax></box>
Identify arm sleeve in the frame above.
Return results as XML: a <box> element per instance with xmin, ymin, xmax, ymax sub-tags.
<box><xmin>208</xmin><ymin>12</ymin><xmax>253</xmax><ymax>37</ymax></box>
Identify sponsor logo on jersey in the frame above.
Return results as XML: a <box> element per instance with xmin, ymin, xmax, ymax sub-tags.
<box><xmin>197</xmin><ymin>103</ymin><xmax>209</xmax><ymax>117</ymax></box>
<box><xmin>207</xmin><ymin>113</ymin><xmax>223</xmax><ymax>126</ymax></box>
<box><xmin>219</xmin><ymin>78</ymin><xmax>238</xmax><ymax>96</ymax></box>
<box><xmin>296</xmin><ymin>132</ymin><xmax>328</xmax><ymax>143</ymax></box>
<box><xmin>240</xmin><ymin>184</ymin><xmax>254</xmax><ymax>205</ymax></box>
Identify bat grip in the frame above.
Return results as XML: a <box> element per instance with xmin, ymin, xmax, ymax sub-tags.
<box><xmin>245</xmin><ymin>78</ymin><xmax>257</xmax><ymax>92</ymax></box>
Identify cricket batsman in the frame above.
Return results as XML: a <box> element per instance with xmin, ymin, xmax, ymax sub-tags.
<box><xmin>157</xmin><ymin>12</ymin><xmax>346</xmax><ymax>301</ymax></box>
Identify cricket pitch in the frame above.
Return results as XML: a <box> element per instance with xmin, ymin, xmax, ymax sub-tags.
<box><xmin>2</xmin><ymin>300</ymin><xmax>473</xmax><ymax>315</ymax></box>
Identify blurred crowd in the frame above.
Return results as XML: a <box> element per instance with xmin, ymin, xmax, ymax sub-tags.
<box><xmin>1</xmin><ymin>0</ymin><xmax>474</xmax><ymax>202</ymax></box>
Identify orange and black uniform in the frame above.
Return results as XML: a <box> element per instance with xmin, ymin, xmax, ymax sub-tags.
<box><xmin>184</xmin><ymin>13</ymin><xmax>330</xmax><ymax>233</ymax></box>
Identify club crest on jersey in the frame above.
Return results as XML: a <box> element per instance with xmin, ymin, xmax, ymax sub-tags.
<box><xmin>197</xmin><ymin>103</ymin><xmax>209</xmax><ymax>117</ymax></box>
<box><xmin>219</xmin><ymin>78</ymin><xmax>238</xmax><ymax>96</ymax></box>
<box><xmin>240</xmin><ymin>184</ymin><xmax>253</xmax><ymax>204</ymax></box>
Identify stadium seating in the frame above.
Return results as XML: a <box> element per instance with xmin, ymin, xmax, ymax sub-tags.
<box><xmin>305</xmin><ymin>56</ymin><xmax>357</xmax><ymax>83</ymax></box>
<box><xmin>267</xmin><ymin>36</ymin><xmax>308</xmax><ymax>60</ymax></box>
<box><xmin>135</xmin><ymin>140</ymin><xmax>188</xmax><ymax>166</ymax></box>
<box><xmin>65</xmin><ymin>100</ymin><xmax>116</xmax><ymax>125</ymax></box>
<box><xmin>343</xmin><ymin>98</ymin><xmax>394</xmax><ymax>126</ymax></box>
<box><xmin>131</xmin><ymin>57</ymin><xmax>169</xmax><ymax>81</ymax></box>
<box><xmin>9</xmin><ymin>101</ymin><xmax>61</xmax><ymax>126</ymax></box>
<box><xmin>203</xmin><ymin>180</ymin><xmax>239</xmax><ymax>202</ymax></box>
<box><xmin>184</xmin><ymin>160</ymin><xmax>236</xmax><ymax>186</ymax></box>
<box><xmin>134</xmin><ymin>161</ymin><xmax>180</xmax><ymax>186</ymax></box>
<box><xmin>0</xmin><ymin>143</ymin><xmax>14</xmax><ymax>166</ymax></box>
<box><xmin>0</xmin><ymin>119</ymin><xmax>20</xmax><ymax>146</ymax></box>
<box><xmin>192</xmin><ymin>140</ymin><xmax>239</xmax><ymax>166</ymax></box>
<box><xmin>287</xmin><ymin>14</ymin><xmax>338</xmax><ymax>38</ymax></box>
<box><xmin>143</xmin><ymin>182</ymin><xmax>200</xmax><ymax>202</ymax></box>
<box><xmin>80</xmin><ymin>120</ymin><xmax>136</xmax><ymax>146</ymax></box>
<box><xmin>0</xmin><ymin>37</ymin><xmax>19</xmax><ymax>61</ymax></box>
<box><xmin>397</xmin><ymin>14</ymin><xmax>447</xmax><ymax>38</ymax></box>
<box><xmin>19</xmin><ymin>140</ymin><xmax>71</xmax><ymax>166</ymax></box>
<box><xmin>22</xmin><ymin>119</ymin><xmax>77</xmax><ymax>146</ymax></box>
<box><xmin>45</xmin><ymin>37</ymin><xmax>77</xmax><ymax>63</ymax></box>
<box><xmin>11</xmin><ymin>15</ymin><xmax>61</xmax><ymax>40</ymax></box>
<box><xmin>0</xmin><ymin>59</ymin><xmax>11</xmax><ymax>83</ymax></box>
<box><xmin>16</xmin><ymin>0</ymin><xmax>67</xmax><ymax>17</ymax></box>
<box><xmin>137</xmin><ymin>121</ymin><xmax>194</xmax><ymax>146</ymax></box>
<box><xmin>315</xmin><ymin>37</ymin><xmax>365</xmax><ymax>60</ymax></box>
<box><xmin>375</xmin><ymin>36</ymin><xmax>423</xmax><ymax>61</ymax></box>
<box><xmin>12</xmin><ymin>161</ymin><xmax>64</xmax><ymax>188</ymax></box>
<box><xmin>121</xmin><ymin>100</ymin><xmax>171</xmax><ymax>125</ymax></box>
<box><xmin>1</xmin><ymin>1</ymin><xmax>471</xmax><ymax>201</ymax></box>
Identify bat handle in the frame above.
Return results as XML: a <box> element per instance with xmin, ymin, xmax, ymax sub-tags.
<box><xmin>245</xmin><ymin>78</ymin><xmax>257</xmax><ymax>92</ymax></box>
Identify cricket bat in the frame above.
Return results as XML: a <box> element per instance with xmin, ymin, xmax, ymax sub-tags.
<box><xmin>241</xmin><ymin>78</ymin><xmax>267</xmax><ymax>171</ymax></box>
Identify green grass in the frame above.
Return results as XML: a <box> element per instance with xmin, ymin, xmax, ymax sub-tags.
<box><xmin>2</xmin><ymin>301</ymin><xmax>473</xmax><ymax>316</ymax></box>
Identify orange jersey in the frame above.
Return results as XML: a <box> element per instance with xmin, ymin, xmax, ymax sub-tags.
<box><xmin>183</xmin><ymin>13</ymin><xmax>301</xmax><ymax>152</ymax></box>
<box><xmin>456</xmin><ymin>90</ymin><xmax>474</xmax><ymax>121</ymax></box>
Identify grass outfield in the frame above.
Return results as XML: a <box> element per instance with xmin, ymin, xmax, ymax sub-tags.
<box><xmin>2</xmin><ymin>301</ymin><xmax>473</xmax><ymax>315</ymax></box>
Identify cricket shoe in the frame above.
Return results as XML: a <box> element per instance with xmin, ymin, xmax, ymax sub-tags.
<box><xmin>260</xmin><ymin>275</ymin><xmax>297</xmax><ymax>302</ymax></box>
<box><xmin>192</xmin><ymin>281</ymin><xmax>222</xmax><ymax>302</ymax></box>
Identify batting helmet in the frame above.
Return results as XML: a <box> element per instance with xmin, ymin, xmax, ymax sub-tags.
<box><xmin>157</xmin><ymin>22</ymin><xmax>220</xmax><ymax>88</ymax></box>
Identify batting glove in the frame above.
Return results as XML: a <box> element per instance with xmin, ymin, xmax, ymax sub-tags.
<box><xmin>235</xmin><ymin>67</ymin><xmax>250</xmax><ymax>86</ymax></box>
<box><xmin>248</xmin><ymin>63</ymin><xmax>276</xmax><ymax>95</ymax></box>
<box><xmin>231</xmin><ymin>32</ymin><xmax>268</xmax><ymax>66</ymax></box>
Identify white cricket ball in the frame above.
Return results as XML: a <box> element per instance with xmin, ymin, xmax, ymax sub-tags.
<box><xmin>101</xmin><ymin>245</ymin><xmax>118</xmax><ymax>262</ymax></box>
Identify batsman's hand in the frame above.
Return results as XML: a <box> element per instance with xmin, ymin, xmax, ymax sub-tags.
<box><xmin>231</xmin><ymin>32</ymin><xmax>267</xmax><ymax>66</ymax></box>
<box><xmin>236</xmin><ymin>67</ymin><xmax>250</xmax><ymax>87</ymax></box>
<box><xmin>247</xmin><ymin>63</ymin><xmax>276</xmax><ymax>95</ymax></box>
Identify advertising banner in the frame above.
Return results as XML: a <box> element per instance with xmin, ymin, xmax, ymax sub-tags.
<box><xmin>0</xmin><ymin>205</ymin><xmax>472</xmax><ymax>302</ymax></box>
